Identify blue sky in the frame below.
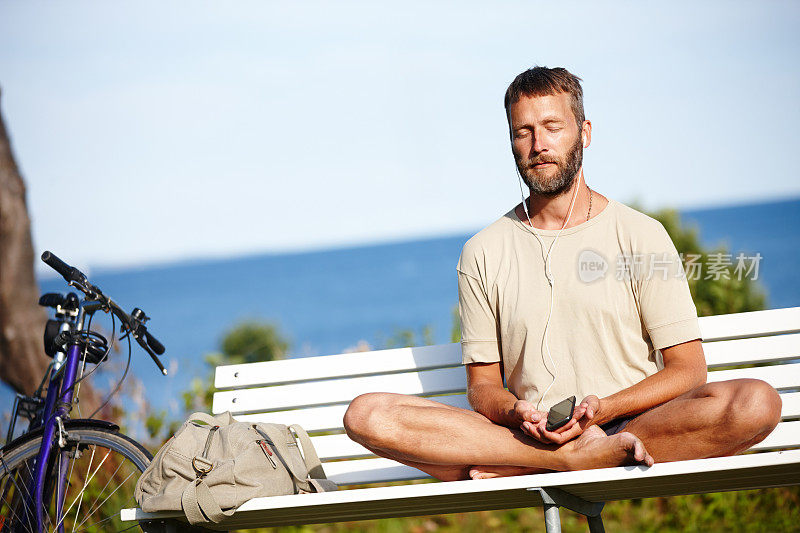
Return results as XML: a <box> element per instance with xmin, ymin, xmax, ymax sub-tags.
<box><xmin>1</xmin><ymin>1</ymin><xmax>798</xmax><ymax>269</ymax></box>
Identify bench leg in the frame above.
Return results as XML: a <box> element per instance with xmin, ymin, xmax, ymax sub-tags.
<box><xmin>530</xmin><ymin>487</ymin><xmax>605</xmax><ymax>533</ymax></box>
<box><xmin>587</xmin><ymin>515</ymin><xmax>606</xmax><ymax>533</ymax></box>
<box><xmin>543</xmin><ymin>503</ymin><xmax>562</xmax><ymax>533</ymax></box>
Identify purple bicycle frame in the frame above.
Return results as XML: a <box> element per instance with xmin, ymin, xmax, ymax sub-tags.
<box><xmin>32</xmin><ymin>342</ymin><xmax>83</xmax><ymax>533</ymax></box>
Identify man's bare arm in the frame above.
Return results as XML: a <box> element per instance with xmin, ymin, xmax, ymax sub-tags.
<box><xmin>466</xmin><ymin>362</ymin><xmax>526</xmax><ymax>427</ymax></box>
<box><xmin>594</xmin><ymin>338</ymin><xmax>707</xmax><ymax>425</ymax></box>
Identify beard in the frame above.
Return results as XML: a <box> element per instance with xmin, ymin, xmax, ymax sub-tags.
<box><xmin>516</xmin><ymin>134</ymin><xmax>583</xmax><ymax>198</ymax></box>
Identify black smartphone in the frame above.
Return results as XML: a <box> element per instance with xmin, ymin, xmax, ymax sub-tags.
<box><xmin>546</xmin><ymin>396</ymin><xmax>576</xmax><ymax>432</ymax></box>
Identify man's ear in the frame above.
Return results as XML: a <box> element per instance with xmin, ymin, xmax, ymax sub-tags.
<box><xmin>581</xmin><ymin>120</ymin><xmax>592</xmax><ymax>148</ymax></box>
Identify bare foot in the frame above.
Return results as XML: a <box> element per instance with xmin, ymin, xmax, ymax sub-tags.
<box><xmin>563</xmin><ymin>425</ymin><xmax>654</xmax><ymax>470</ymax></box>
<box><xmin>468</xmin><ymin>465</ymin><xmax>549</xmax><ymax>480</ymax></box>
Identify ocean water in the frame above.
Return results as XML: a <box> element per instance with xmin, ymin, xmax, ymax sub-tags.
<box><xmin>4</xmin><ymin>197</ymin><xmax>799</xmax><ymax>418</ymax></box>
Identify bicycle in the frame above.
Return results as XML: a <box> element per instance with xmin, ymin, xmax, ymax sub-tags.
<box><xmin>0</xmin><ymin>251</ymin><xmax>168</xmax><ymax>532</ymax></box>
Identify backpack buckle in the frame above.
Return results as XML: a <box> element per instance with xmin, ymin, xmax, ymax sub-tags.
<box><xmin>192</xmin><ymin>456</ymin><xmax>213</xmax><ymax>477</ymax></box>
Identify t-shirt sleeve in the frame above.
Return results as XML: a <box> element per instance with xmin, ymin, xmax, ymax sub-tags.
<box><xmin>457</xmin><ymin>243</ymin><xmax>501</xmax><ymax>364</ymax></box>
<box><xmin>637</xmin><ymin>223</ymin><xmax>703</xmax><ymax>350</ymax></box>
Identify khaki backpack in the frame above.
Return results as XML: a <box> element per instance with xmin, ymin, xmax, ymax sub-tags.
<box><xmin>135</xmin><ymin>412</ymin><xmax>337</xmax><ymax>526</ymax></box>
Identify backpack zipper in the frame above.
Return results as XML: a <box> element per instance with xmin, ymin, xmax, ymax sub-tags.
<box><xmin>202</xmin><ymin>425</ymin><xmax>220</xmax><ymax>458</ymax></box>
<box><xmin>252</xmin><ymin>425</ymin><xmax>279</xmax><ymax>468</ymax></box>
<box><xmin>258</xmin><ymin>440</ymin><xmax>278</xmax><ymax>468</ymax></box>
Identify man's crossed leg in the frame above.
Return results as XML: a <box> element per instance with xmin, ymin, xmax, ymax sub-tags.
<box><xmin>343</xmin><ymin>378</ymin><xmax>781</xmax><ymax>481</ymax></box>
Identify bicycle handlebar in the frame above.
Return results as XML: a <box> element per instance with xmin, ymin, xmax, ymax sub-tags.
<box><xmin>41</xmin><ymin>251</ymin><xmax>168</xmax><ymax>375</ymax></box>
<box><xmin>41</xmin><ymin>251</ymin><xmax>85</xmax><ymax>284</ymax></box>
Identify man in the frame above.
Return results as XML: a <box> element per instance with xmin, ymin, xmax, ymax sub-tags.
<box><xmin>343</xmin><ymin>66</ymin><xmax>781</xmax><ymax>481</ymax></box>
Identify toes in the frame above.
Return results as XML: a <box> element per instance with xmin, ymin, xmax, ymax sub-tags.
<box><xmin>634</xmin><ymin>441</ymin><xmax>645</xmax><ymax>461</ymax></box>
<box><xmin>631</xmin><ymin>437</ymin><xmax>654</xmax><ymax>467</ymax></box>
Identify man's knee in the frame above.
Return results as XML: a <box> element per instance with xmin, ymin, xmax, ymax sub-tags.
<box><xmin>343</xmin><ymin>392</ymin><xmax>399</xmax><ymax>446</ymax></box>
<box><xmin>720</xmin><ymin>379</ymin><xmax>782</xmax><ymax>438</ymax></box>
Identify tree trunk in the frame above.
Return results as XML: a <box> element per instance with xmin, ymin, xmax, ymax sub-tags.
<box><xmin>0</xmin><ymin>87</ymin><xmax>50</xmax><ymax>395</ymax></box>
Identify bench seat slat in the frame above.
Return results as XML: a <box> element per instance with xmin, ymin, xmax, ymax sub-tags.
<box><xmin>213</xmin><ymin>366</ymin><xmax>468</xmax><ymax>414</ymax></box>
<box><xmin>123</xmin><ymin>450</ymin><xmax>800</xmax><ymax>529</ymax></box>
<box><xmin>704</xmin><ymin>333</ymin><xmax>800</xmax><ymax>367</ymax></box>
<box><xmin>215</xmin><ymin>343</ymin><xmax>462</xmax><ymax>390</ymax></box>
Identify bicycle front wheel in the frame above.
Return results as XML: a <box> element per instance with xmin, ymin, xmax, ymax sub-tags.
<box><xmin>0</xmin><ymin>425</ymin><xmax>152</xmax><ymax>533</ymax></box>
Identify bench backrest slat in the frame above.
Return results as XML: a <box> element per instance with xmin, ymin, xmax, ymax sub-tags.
<box><xmin>213</xmin><ymin>366</ymin><xmax>467</xmax><ymax>414</ymax></box>
<box><xmin>704</xmin><ymin>332</ymin><xmax>800</xmax><ymax>367</ymax></box>
<box><xmin>706</xmin><ymin>361</ymin><xmax>800</xmax><ymax>390</ymax></box>
<box><xmin>215</xmin><ymin>343</ymin><xmax>461</xmax><ymax>390</ymax></box>
<box><xmin>233</xmin><ymin>393</ymin><xmax>471</xmax><ymax>433</ymax></box>
<box><xmin>214</xmin><ymin>357</ymin><xmax>800</xmax><ymax>415</ymax></box>
<box><xmin>698</xmin><ymin>307</ymin><xmax>800</xmax><ymax>341</ymax></box>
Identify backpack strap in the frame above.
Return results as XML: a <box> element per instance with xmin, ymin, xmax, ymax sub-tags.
<box><xmin>189</xmin><ymin>412</ymin><xmax>235</xmax><ymax>427</ymax></box>
<box><xmin>289</xmin><ymin>424</ymin><xmax>334</xmax><ymax>487</ymax></box>
<box><xmin>253</xmin><ymin>425</ymin><xmax>314</xmax><ymax>493</ymax></box>
<box><xmin>181</xmin><ymin>477</ymin><xmax>236</xmax><ymax>525</ymax></box>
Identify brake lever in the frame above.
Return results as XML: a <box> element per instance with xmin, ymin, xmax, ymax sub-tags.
<box><xmin>124</xmin><ymin>308</ymin><xmax>168</xmax><ymax>376</ymax></box>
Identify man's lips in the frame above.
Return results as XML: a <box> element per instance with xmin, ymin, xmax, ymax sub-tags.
<box><xmin>531</xmin><ymin>162</ymin><xmax>556</xmax><ymax>168</ymax></box>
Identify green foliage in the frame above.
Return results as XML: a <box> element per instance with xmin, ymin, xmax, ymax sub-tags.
<box><xmin>450</xmin><ymin>306</ymin><xmax>460</xmax><ymax>343</ymax></box>
<box><xmin>145</xmin><ymin>409</ymin><xmax>166</xmax><ymax>440</ymax></box>
<box><xmin>203</xmin><ymin>320</ymin><xmax>290</xmax><ymax>367</ymax></box>
<box><xmin>634</xmin><ymin>205</ymin><xmax>767</xmax><ymax>316</ymax></box>
<box><xmin>383</xmin><ymin>325</ymin><xmax>435</xmax><ymax>349</ymax></box>
<box><xmin>186</xmin><ymin>320</ymin><xmax>288</xmax><ymax>413</ymax></box>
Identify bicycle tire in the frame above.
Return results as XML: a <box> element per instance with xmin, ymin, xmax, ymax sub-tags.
<box><xmin>0</xmin><ymin>425</ymin><xmax>152</xmax><ymax>533</ymax></box>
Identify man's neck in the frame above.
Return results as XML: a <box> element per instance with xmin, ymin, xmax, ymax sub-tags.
<box><xmin>522</xmin><ymin>170</ymin><xmax>595</xmax><ymax>230</ymax></box>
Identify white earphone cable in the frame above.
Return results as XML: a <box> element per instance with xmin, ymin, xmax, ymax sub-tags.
<box><xmin>516</xmin><ymin>168</ymin><xmax>583</xmax><ymax>411</ymax></box>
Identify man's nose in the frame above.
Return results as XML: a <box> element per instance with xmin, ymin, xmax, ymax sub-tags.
<box><xmin>532</xmin><ymin>135</ymin><xmax>548</xmax><ymax>155</ymax></box>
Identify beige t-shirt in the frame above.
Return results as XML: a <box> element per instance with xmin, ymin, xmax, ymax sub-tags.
<box><xmin>457</xmin><ymin>198</ymin><xmax>702</xmax><ymax>411</ymax></box>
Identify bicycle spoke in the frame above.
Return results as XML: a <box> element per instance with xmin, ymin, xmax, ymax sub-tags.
<box><xmin>0</xmin><ymin>462</ymin><xmax>36</xmax><ymax>533</ymax></box>
<box><xmin>74</xmin><ymin>505</ymin><xmax>135</xmax><ymax>533</ymax></box>
<box><xmin>74</xmin><ymin>454</ymin><xmax>127</xmax><ymax>522</ymax></box>
<box><xmin>70</xmin><ymin>444</ymin><xmax>96</xmax><ymax>533</ymax></box>
<box><xmin>58</xmin><ymin>444</ymin><xmax>99</xmax><ymax>532</ymax></box>
<box><xmin>74</xmin><ymin>467</ymin><xmax>136</xmax><ymax>530</ymax></box>
<box><xmin>57</xmin><ymin>446</ymin><xmax>63</xmax><ymax>531</ymax></box>
<box><xmin>0</xmin><ymin>490</ymin><xmax>35</xmax><ymax>533</ymax></box>
<box><xmin>58</xmin><ymin>443</ymin><xmax>96</xmax><ymax>532</ymax></box>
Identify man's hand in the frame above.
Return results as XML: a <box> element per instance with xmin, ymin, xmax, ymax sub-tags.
<box><xmin>520</xmin><ymin>396</ymin><xmax>601</xmax><ymax>445</ymax></box>
<box><xmin>512</xmin><ymin>399</ymin><xmax>546</xmax><ymax>427</ymax></box>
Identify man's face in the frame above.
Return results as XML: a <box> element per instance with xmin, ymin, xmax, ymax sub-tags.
<box><xmin>508</xmin><ymin>92</ymin><xmax>586</xmax><ymax>198</ymax></box>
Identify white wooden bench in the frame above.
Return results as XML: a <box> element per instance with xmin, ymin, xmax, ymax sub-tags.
<box><xmin>125</xmin><ymin>306</ymin><xmax>800</xmax><ymax>532</ymax></box>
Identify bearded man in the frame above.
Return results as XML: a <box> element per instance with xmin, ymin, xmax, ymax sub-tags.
<box><xmin>343</xmin><ymin>66</ymin><xmax>781</xmax><ymax>481</ymax></box>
